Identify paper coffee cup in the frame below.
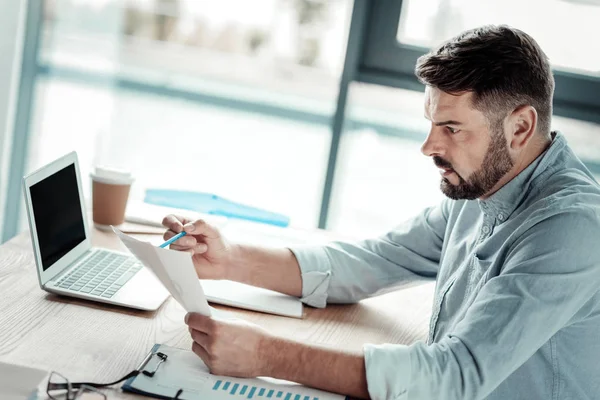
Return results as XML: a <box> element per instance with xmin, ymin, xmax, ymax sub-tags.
<box><xmin>91</xmin><ymin>166</ymin><xmax>134</xmax><ymax>230</ymax></box>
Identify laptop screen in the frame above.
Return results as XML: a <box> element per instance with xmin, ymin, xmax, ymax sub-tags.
<box><xmin>30</xmin><ymin>163</ymin><xmax>86</xmax><ymax>271</ymax></box>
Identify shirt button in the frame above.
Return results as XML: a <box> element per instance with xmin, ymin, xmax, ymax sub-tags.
<box><xmin>482</xmin><ymin>225</ymin><xmax>490</xmax><ymax>234</ymax></box>
<box><xmin>498</xmin><ymin>213</ymin><xmax>505</xmax><ymax>221</ymax></box>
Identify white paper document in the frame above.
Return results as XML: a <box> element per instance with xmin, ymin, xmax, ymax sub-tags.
<box><xmin>113</xmin><ymin>228</ymin><xmax>211</xmax><ymax>316</ymax></box>
<box><xmin>126</xmin><ymin>344</ymin><xmax>344</xmax><ymax>400</ymax></box>
<box><xmin>0</xmin><ymin>361</ymin><xmax>47</xmax><ymax>400</ymax></box>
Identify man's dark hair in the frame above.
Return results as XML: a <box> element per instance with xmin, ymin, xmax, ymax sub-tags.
<box><xmin>415</xmin><ymin>25</ymin><xmax>555</xmax><ymax>135</ymax></box>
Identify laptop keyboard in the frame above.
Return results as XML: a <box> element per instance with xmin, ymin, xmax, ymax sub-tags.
<box><xmin>55</xmin><ymin>250</ymin><xmax>143</xmax><ymax>298</ymax></box>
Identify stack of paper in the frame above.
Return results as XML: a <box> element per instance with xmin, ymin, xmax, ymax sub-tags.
<box><xmin>113</xmin><ymin>228</ymin><xmax>212</xmax><ymax>316</ymax></box>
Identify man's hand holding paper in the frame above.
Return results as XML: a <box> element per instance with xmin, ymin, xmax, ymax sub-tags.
<box><xmin>113</xmin><ymin>227</ymin><xmax>212</xmax><ymax>316</ymax></box>
<box><xmin>161</xmin><ymin>214</ymin><xmax>234</xmax><ymax>281</ymax></box>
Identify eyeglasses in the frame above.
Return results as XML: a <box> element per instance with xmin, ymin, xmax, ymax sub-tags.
<box><xmin>47</xmin><ymin>372</ymin><xmax>106</xmax><ymax>400</ymax></box>
<box><xmin>46</xmin><ymin>351</ymin><xmax>182</xmax><ymax>399</ymax></box>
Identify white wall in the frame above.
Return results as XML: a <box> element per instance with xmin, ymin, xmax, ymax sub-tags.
<box><xmin>0</xmin><ymin>0</ymin><xmax>27</xmax><ymax>232</ymax></box>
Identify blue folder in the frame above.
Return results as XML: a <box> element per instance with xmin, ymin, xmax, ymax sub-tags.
<box><xmin>144</xmin><ymin>189</ymin><xmax>290</xmax><ymax>227</ymax></box>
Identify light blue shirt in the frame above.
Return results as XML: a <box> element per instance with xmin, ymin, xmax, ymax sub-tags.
<box><xmin>290</xmin><ymin>132</ymin><xmax>600</xmax><ymax>400</ymax></box>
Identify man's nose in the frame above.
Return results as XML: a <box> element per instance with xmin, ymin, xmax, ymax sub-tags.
<box><xmin>421</xmin><ymin>127</ymin><xmax>446</xmax><ymax>157</ymax></box>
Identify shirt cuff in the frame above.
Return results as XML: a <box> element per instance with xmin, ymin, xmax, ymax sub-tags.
<box><xmin>364</xmin><ymin>343</ymin><xmax>412</xmax><ymax>400</ymax></box>
<box><xmin>288</xmin><ymin>245</ymin><xmax>332</xmax><ymax>308</ymax></box>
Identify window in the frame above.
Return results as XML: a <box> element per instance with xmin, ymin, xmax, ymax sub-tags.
<box><xmin>328</xmin><ymin>83</ymin><xmax>444</xmax><ymax>236</ymax></box>
<box><xmin>359</xmin><ymin>0</ymin><xmax>600</xmax><ymax>124</ymax></box>
<box><xmin>3</xmin><ymin>0</ymin><xmax>599</xmax><ymax>240</ymax></box>
<box><xmin>398</xmin><ymin>0</ymin><xmax>600</xmax><ymax>76</ymax></box>
<box><xmin>22</xmin><ymin>0</ymin><xmax>353</xmax><ymax>232</ymax></box>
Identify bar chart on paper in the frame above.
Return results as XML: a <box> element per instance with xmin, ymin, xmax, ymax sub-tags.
<box><xmin>212</xmin><ymin>379</ymin><xmax>336</xmax><ymax>400</ymax></box>
<box><xmin>124</xmin><ymin>345</ymin><xmax>344</xmax><ymax>400</ymax></box>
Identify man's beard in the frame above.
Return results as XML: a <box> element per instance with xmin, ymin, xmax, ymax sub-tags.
<box><xmin>435</xmin><ymin>127</ymin><xmax>514</xmax><ymax>200</ymax></box>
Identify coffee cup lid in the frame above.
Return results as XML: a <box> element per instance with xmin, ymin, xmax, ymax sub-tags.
<box><xmin>90</xmin><ymin>166</ymin><xmax>134</xmax><ymax>185</ymax></box>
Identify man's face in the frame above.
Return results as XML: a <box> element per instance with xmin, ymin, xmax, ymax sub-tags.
<box><xmin>421</xmin><ymin>87</ymin><xmax>514</xmax><ymax>200</ymax></box>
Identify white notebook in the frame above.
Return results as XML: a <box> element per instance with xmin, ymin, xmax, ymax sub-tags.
<box><xmin>201</xmin><ymin>280</ymin><xmax>304</xmax><ymax>319</ymax></box>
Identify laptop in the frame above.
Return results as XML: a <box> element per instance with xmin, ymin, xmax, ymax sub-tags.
<box><xmin>23</xmin><ymin>151</ymin><xmax>169</xmax><ymax>311</ymax></box>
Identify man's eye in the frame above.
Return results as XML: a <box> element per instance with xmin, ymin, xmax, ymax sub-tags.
<box><xmin>446</xmin><ymin>126</ymin><xmax>460</xmax><ymax>134</ymax></box>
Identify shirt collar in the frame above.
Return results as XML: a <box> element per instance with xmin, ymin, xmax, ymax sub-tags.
<box><xmin>478</xmin><ymin>131</ymin><xmax>566</xmax><ymax>221</ymax></box>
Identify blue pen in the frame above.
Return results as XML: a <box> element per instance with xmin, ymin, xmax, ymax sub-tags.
<box><xmin>159</xmin><ymin>231</ymin><xmax>187</xmax><ymax>248</ymax></box>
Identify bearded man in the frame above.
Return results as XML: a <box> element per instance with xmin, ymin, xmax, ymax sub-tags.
<box><xmin>163</xmin><ymin>25</ymin><xmax>600</xmax><ymax>400</ymax></box>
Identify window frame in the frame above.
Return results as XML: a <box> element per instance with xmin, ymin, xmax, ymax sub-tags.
<box><xmin>357</xmin><ymin>0</ymin><xmax>600</xmax><ymax>124</ymax></box>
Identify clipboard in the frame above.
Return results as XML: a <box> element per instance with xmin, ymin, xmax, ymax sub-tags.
<box><xmin>122</xmin><ymin>344</ymin><xmax>345</xmax><ymax>400</ymax></box>
<box><xmin>122</xmin><ymin>344</ymin><xmax>181</xmax><ymax>399</ymax></box>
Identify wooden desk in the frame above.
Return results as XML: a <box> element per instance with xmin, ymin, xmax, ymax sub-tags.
<box><xmin>0</xmin><ymin>227</ymin><xmax>434</xmax><ymax>398</ymax></box>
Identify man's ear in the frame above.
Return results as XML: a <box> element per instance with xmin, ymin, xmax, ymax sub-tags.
<box><xmin>507</xmin><ymin>105</ymin><xmax>537</xmax><ymax>150</ymax></box>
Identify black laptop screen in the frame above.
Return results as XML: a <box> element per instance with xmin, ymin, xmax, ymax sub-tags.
<box><xmin>30</xmin><ymin>163</ymin><xmax>86</xmax><ymax>271</ymax></box>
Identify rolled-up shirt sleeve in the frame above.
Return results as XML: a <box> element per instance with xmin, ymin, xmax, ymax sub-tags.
<box><xmin>289</xmin><ymin>200</ymin><xmax>449</xmax><ymax>308</ymax></box>
<box><xmin>362</xmin><ymin>208</ymin><xmax>600</xmax><ymax>400</ymax></box>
